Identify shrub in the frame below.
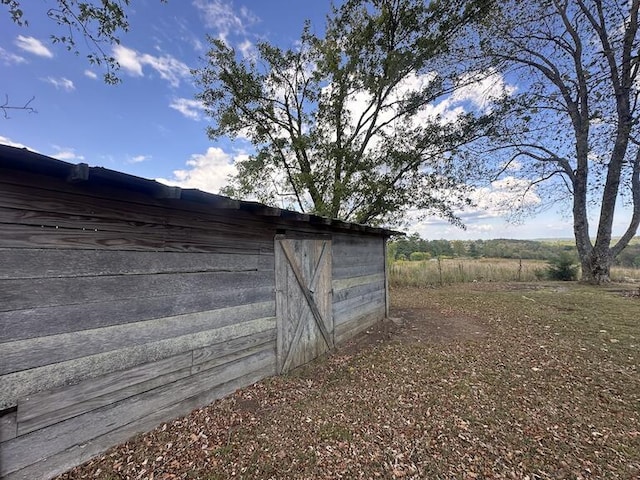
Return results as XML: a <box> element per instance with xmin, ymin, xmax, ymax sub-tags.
<box><xmin>546</xmin><ymin>252</ymin><xmax>579</xmax><ymax>281</ymax></box>
<box><xmin>409</xmin><ymin>251</ymin><xmax>429</xmax><ymax>261</ymax></box>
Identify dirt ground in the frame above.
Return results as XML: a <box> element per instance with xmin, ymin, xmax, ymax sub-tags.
<box><xmin>338</xmin><ymin>296</ymin><xmax>488</xmax><ymax>354</ymax></box>
<box><xmin>56</xmin><ymin>282</ymin><xmax>640</xmax><ymax>480</ymax></box>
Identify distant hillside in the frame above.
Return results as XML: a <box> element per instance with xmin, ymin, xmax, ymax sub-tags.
<box><xmin>389</xmin><ymin>235</ymin><xmax>640</xmax><ymax>268</ymax></box>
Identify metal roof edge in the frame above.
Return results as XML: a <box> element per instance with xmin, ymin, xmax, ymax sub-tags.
<box><xmin>0</xmin><ymin>143</ymin><xmax>402</xmax><ymax>237</ymax></box>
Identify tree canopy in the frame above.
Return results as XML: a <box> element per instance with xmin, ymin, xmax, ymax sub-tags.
<box><xmin>195</xmin><ymin>0</ymin><xmax>498</xmax><ymax>226</ymax></box>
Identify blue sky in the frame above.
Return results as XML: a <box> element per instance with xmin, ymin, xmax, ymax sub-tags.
<box><xmin>0</xmin><ymin>0</ymin><xmax>635</xmax><ymax>241</ymax></box>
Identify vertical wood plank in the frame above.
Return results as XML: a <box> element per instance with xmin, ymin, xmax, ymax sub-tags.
<box><xmin>275</xmin><ymin>237</ymin><xmax>333</xmax><ymax>374</ymax></box>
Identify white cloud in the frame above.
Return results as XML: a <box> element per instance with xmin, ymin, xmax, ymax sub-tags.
<box><xmin>43</xmin><ymin>77</ymin><xmax>75</xmax><ymax>91</ymax></box>
<box><xmin>0</xmin><ymin>135</ymin><xmax>32</xmax><ymax>149</ymax></box>
<box><xmin>14</xmin><ymin>35</ymin><xmax>53</xmax><ymax>58</ymax></box>
<box><xmin>113</xmin><ymin>45</ymin><xmax>144</xmax><ymax>76</ymax></box>
<box><xmin>193</xmin><ymin>0</ymin><xmax>259</xmax><ymax>43</ymax></box>
<box><xmin>129</xmin><ymin>154</ymin><xmax>150</xmax><ymax>163</ymax></box>
<box><xmin>192</xmin><ymin>37</ymin><xmax>205</xmax><ymax>52</ymax></box>
<box><xmin>51</xmin><ymin>147</ymin><xmax>84</xmax><ymax>161</ymax></box>
<box><xmin>238</xmin><ymin>39</ymin><xmax>255</xmax><ymax>60</ymax></box>
<box><xmin>112</xmin><ymin>44</ymin><xmax>190</xmax><ymax>87</ymax></box>
<box><xmin>157</xmin><ymin>147</ymin><xmax>241</xmax><ymax>194</ymax></box>
<box><xmin>334</xmin><ymin>69</ymin><xmax>515</xmax><ymax>144</ymax></box>
<box><xmin>84</xmin><ymin>69</ymin><xmax>98</xmax><ymax>79</ymax></box>
<box><xmin>0</xmin><ymin>47</ymin><xmax>26</xmax><ymax>65</ymax></box>
<box><xmin>142</xmin><ymin>54</ymin><xmax>190</xmax><ymax>87</ymax></box>
<box><xmin>452</xmin><ymin>70</ymin><xmax>517</xmax><ymax>111</ymax></box>
<box><xmin>169</xmin><ymin>98</ymin><xmax>204</xmax><ymax>120</ymax></box>
<box><xmin>467</xmin><ymin>176</ymin><xmax>541</xmax><ymax>217</ymax></box>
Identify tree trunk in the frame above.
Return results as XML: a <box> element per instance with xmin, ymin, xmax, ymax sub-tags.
<box><xmin>580</xmin><ymin>247</ymin><xmax>612</xmax><ymax>284</ymax></box>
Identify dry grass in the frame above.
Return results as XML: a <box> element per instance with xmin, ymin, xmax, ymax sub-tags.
<box><xmin>390</xmin><ymin>258</ymin><xmax>640</xmax><ymax>287</ymax></box>
<box><xmin>58</xmin><ymin>282</ymin><xmax>640</xmax><ymax>479</ymax></box>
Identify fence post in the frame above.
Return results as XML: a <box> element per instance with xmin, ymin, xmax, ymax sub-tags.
<box><xmin>518</xmin><ymin>256</ymin><xmax>523</xmax><ymax>282</ymax></box>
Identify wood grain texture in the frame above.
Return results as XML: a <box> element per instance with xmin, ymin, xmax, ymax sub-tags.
<box><xmin>0</xmin><ymin>161</ymin><xmax>391</xmax><ymax>480</ymax></box>
<box><xmin>331</xmin><ymin>235</ymin><xmax>382</xmax><ymax>255</ymax></box>
<box><xmin>1</xmin><ymin>347</ymin><xmax>276</xmax><ymax>478</ymax></box>
<box><xmin>191</xmin><ymin>328</ymin><xmax>276</xmax><ymax>373</ymax></box>
<box><xmin>332</xmin><ymin>262</ymin><xmax>383</xmax><ymax>280</ymax></box>
<box><xmin>332</xmin><ymin>279</ymin><xmax>386</xmax><ymax>303</ymax></box>
<box><xmin>0</xmin><ymin>176</ymin><xmax>277</xmax><ymax>237</ymax></box>
<box><xmin>1</xmin><ymin>176</ymin><xmax>229</xmax><ymax>225</ymax></box>
<box><xmin>0</xmin><ymin>313</ymin><xmax>276</xmax><ymax>410</ymax></box>
<box><xmin>16</xmin><ymin>353</ymin><xmax>193</xmax><ymax>435</ymax></box>
<box><xmin>330</xmin><ymin>251</ymin><xmax>383</xmax><ymax>268</ymax></box>
<box><xmin>384</xmin><ymin>238</ymin><xmax>390</xmax><ymax>317</ymax></box>
<box><xmin>3</xmin><ymin>300</ymin><xmax>275</xmax><ymax>376</ymax></box>
<box><xmin>1</xmin><ymin>281</ymin><xmax>274</xmax><ymax>343</ymax></box>
<box><xmin>0</xmin><ymin>249</ymin><xmax>274</xmax><ymax>279</ymax></box>
<box><xmin>1</xmin><ymin>269</ymin><xmax>275</xmax><ymax>312</ymax></box>
<box><xmin>3</xmin><ymin>362</ymin><xmax>275</xmax><ymax>480</ymax></box>
<box><xmin>0</xmin><ymin>410</ymin><xmax>17</xmax><ymax>443</ymax></box>
<box><xmin>333</xmin><ymin>293</ymin><xmax>386</xmax><ymax>326</ymax></box>
<box><xmin>332</xmin><ymin>273</ymin><xmax>385</xmax><ymax>293</ymax></box>
<box><xmin>275</xmin><ymin>238</ymin><xmax>333</xmax><ymax>374</ymax></box>
<box><xmin>0</xmin><ymin>222</ymin><xmax>273</xmax><ymax>253</ymax></box>
<box><xmin>334</xmin><ymin>305</ymin><xmax>385</xmax><ymax>344</ymax></box>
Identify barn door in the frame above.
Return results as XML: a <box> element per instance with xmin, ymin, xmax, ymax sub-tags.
<box><xmin>275</xmin><ymin>236</ymin><xmax>333</xmax><ymax>374</ymax></box>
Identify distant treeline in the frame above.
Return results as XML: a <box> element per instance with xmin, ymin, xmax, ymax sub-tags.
<box><xmin>388</xmin><ymin>234</ymin><xmax>640</xmax><ymax>268</ymax></box>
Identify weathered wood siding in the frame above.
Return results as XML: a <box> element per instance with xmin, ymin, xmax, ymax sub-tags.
<box><xmin>0</xmin><ymin>173</ymin><xmax>278</xmax><ymax>480</ymax></box>
<box><xmin>0</xmin><ymin>164</ymin><xmax>390</xmax><ymax>480</ymax></box>
<box><xmin>332</xmin><ymin>233</ymin><xmax>387</xmax><ymax>344</ymax></box>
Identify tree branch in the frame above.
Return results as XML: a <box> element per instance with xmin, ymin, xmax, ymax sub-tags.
<box><xmin>1</xmin><ymin>94</ymin><xmax>36</xmax><ymax>118</ymax></box>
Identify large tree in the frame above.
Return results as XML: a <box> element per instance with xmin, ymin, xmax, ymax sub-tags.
<box><xmin>195</xmin><ymin>0</ymin><xmax>497</xmax><ymax>226</ymax></box>
<box><xmin>474</xmin><ymin>0</ymin><xmax>640</xmax><ymax>283</ymax></box>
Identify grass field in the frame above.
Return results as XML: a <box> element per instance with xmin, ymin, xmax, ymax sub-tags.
<box><xmin>58</xmin><ymin>281</ymin><xmax>640</xmax><ymax>480</ymax></box>
<box><xmin>390</xmin><ymin>257</ymin><xmax>640</xmax><ymax>287</ymax></box>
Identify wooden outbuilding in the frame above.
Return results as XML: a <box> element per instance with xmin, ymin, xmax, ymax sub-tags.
<box><xmin>0</xmin><ymin>144</ymin><xmax>397</xmax><ymax>479</ymax></box>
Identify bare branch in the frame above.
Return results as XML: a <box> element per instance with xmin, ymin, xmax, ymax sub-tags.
<box><xmin>1</xmin><ymin>94</ymin><xmax>37</xmax><ymax>119</ymax></box>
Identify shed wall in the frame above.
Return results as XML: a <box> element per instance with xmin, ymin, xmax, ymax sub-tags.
<box><xmin>332</xmin><ymin>234</ymin><xmax>387</xmax><ymax>343</ymax></box>
<box><xmin>0</xmin><ymin>170</ymin><xmax>389</xmax><ymax>479</ymax></box>
<box><xmin>0</xmin><ymin>174</ymin><xmax>277</xmax><ymax>480</ymax></box>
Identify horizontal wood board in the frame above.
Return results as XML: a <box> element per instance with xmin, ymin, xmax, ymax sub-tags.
<box><xmin>330</xmin><ymin>234</ymin><xmax>386</xmax><ymax>331</ymax></box>
<box><xmin>0</xmin><ymin>249</ymin><xmax>274</xmax><ymax>280</ymax></box>
<box><xmin>1</xmin><ymin>313</ymin><xmax>276</xmax><ymax>410</ymax></box>
<box><xmin>0</xmin><ymin>170</ymin><xmax>390</xmax><ymax>480</ymax></box>
<box><xmin>1</xmin><ymin>347</ymin><xmax>276</xmax><ymax>478</ymax></box>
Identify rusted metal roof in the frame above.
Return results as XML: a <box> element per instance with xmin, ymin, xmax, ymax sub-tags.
<box><xmin>0</xmin><ymin>144</ymin><xmax>401</xmax><ymax>237</ymax></box>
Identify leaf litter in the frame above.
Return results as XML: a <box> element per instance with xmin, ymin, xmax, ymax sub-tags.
<box><xmin>56</xmin><ymin>282</ymin><xmax>639</xmax><ymax>479</ymax></box>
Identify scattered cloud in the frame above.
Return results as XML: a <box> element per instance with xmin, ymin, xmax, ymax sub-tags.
<box><xmin>452</xmin><ymin>70</ymin><xmax>517</xmax><ymax>111</ymax></box>
<box><xmin>112</xmin><ymin>44</ymin><xmax>190</xmax><ymax>87</ymax></box>
<box><xmin>0</xmin><ymin>47</ymin><xmax>26</xmax><ymax>65</ymax></box>
<box><xmin>129</xmin><ymin>154</ymin><xmax>150</xmax><ymax>163</ymax></box>
<box><xmin>14</xmin><ymin>35</ymin><xmax>53</xmax><ymax>58</ymax></box>
<box><xmin>191</xmin><ymin>37</ymin><xmax>205</xmax><ymax>52</ymax></box>
<box><xmin>468</xmin><ymin>176</ymin><xmax>541</xmax><ymax>217</ymax></box>
<box><xmin>405</xmin><ymin>174</ymin><xmax>543</xmax><ymax>240</ymax></box>
<box><xmin>84</xmin><ymin>70</ymin><xmax>98</xmax><ymax>80</ymax></box>
<box><xmin>0</xmin><ymin>135</ymin><xmax>33</xmax><ymax>149</ymax></box>
<box><xmin>43</xmin><ymin>77</ymin><xmax>75</xmax><ymax>91</ymax></box>
<box><xmin>113</xmin><ymin>45</ymin><xmax>144</xmax><ymax>76</ymax></box>
<box><xmin>157</xmin><ymin>147</ymin><xmax>241</xmax><ymax>194</ymax></box>
<box><xmin>193</xmin><ymin>0</ymin><xmax>259</xmax><ymax>43</ymax></box>
<box><xmin>237</xmin><ymin>39</ymin><xmax>255</xmax><ymax>60</ymax></box>
<box><xmin>169</xmin><ymin>98</ymin><xmax>205</xmax><ymax>120</ymax></box>
<box><xmin>51</xmin><ymin>147</ymin><xmax>85</xmax><ymax>161</ymax></box>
